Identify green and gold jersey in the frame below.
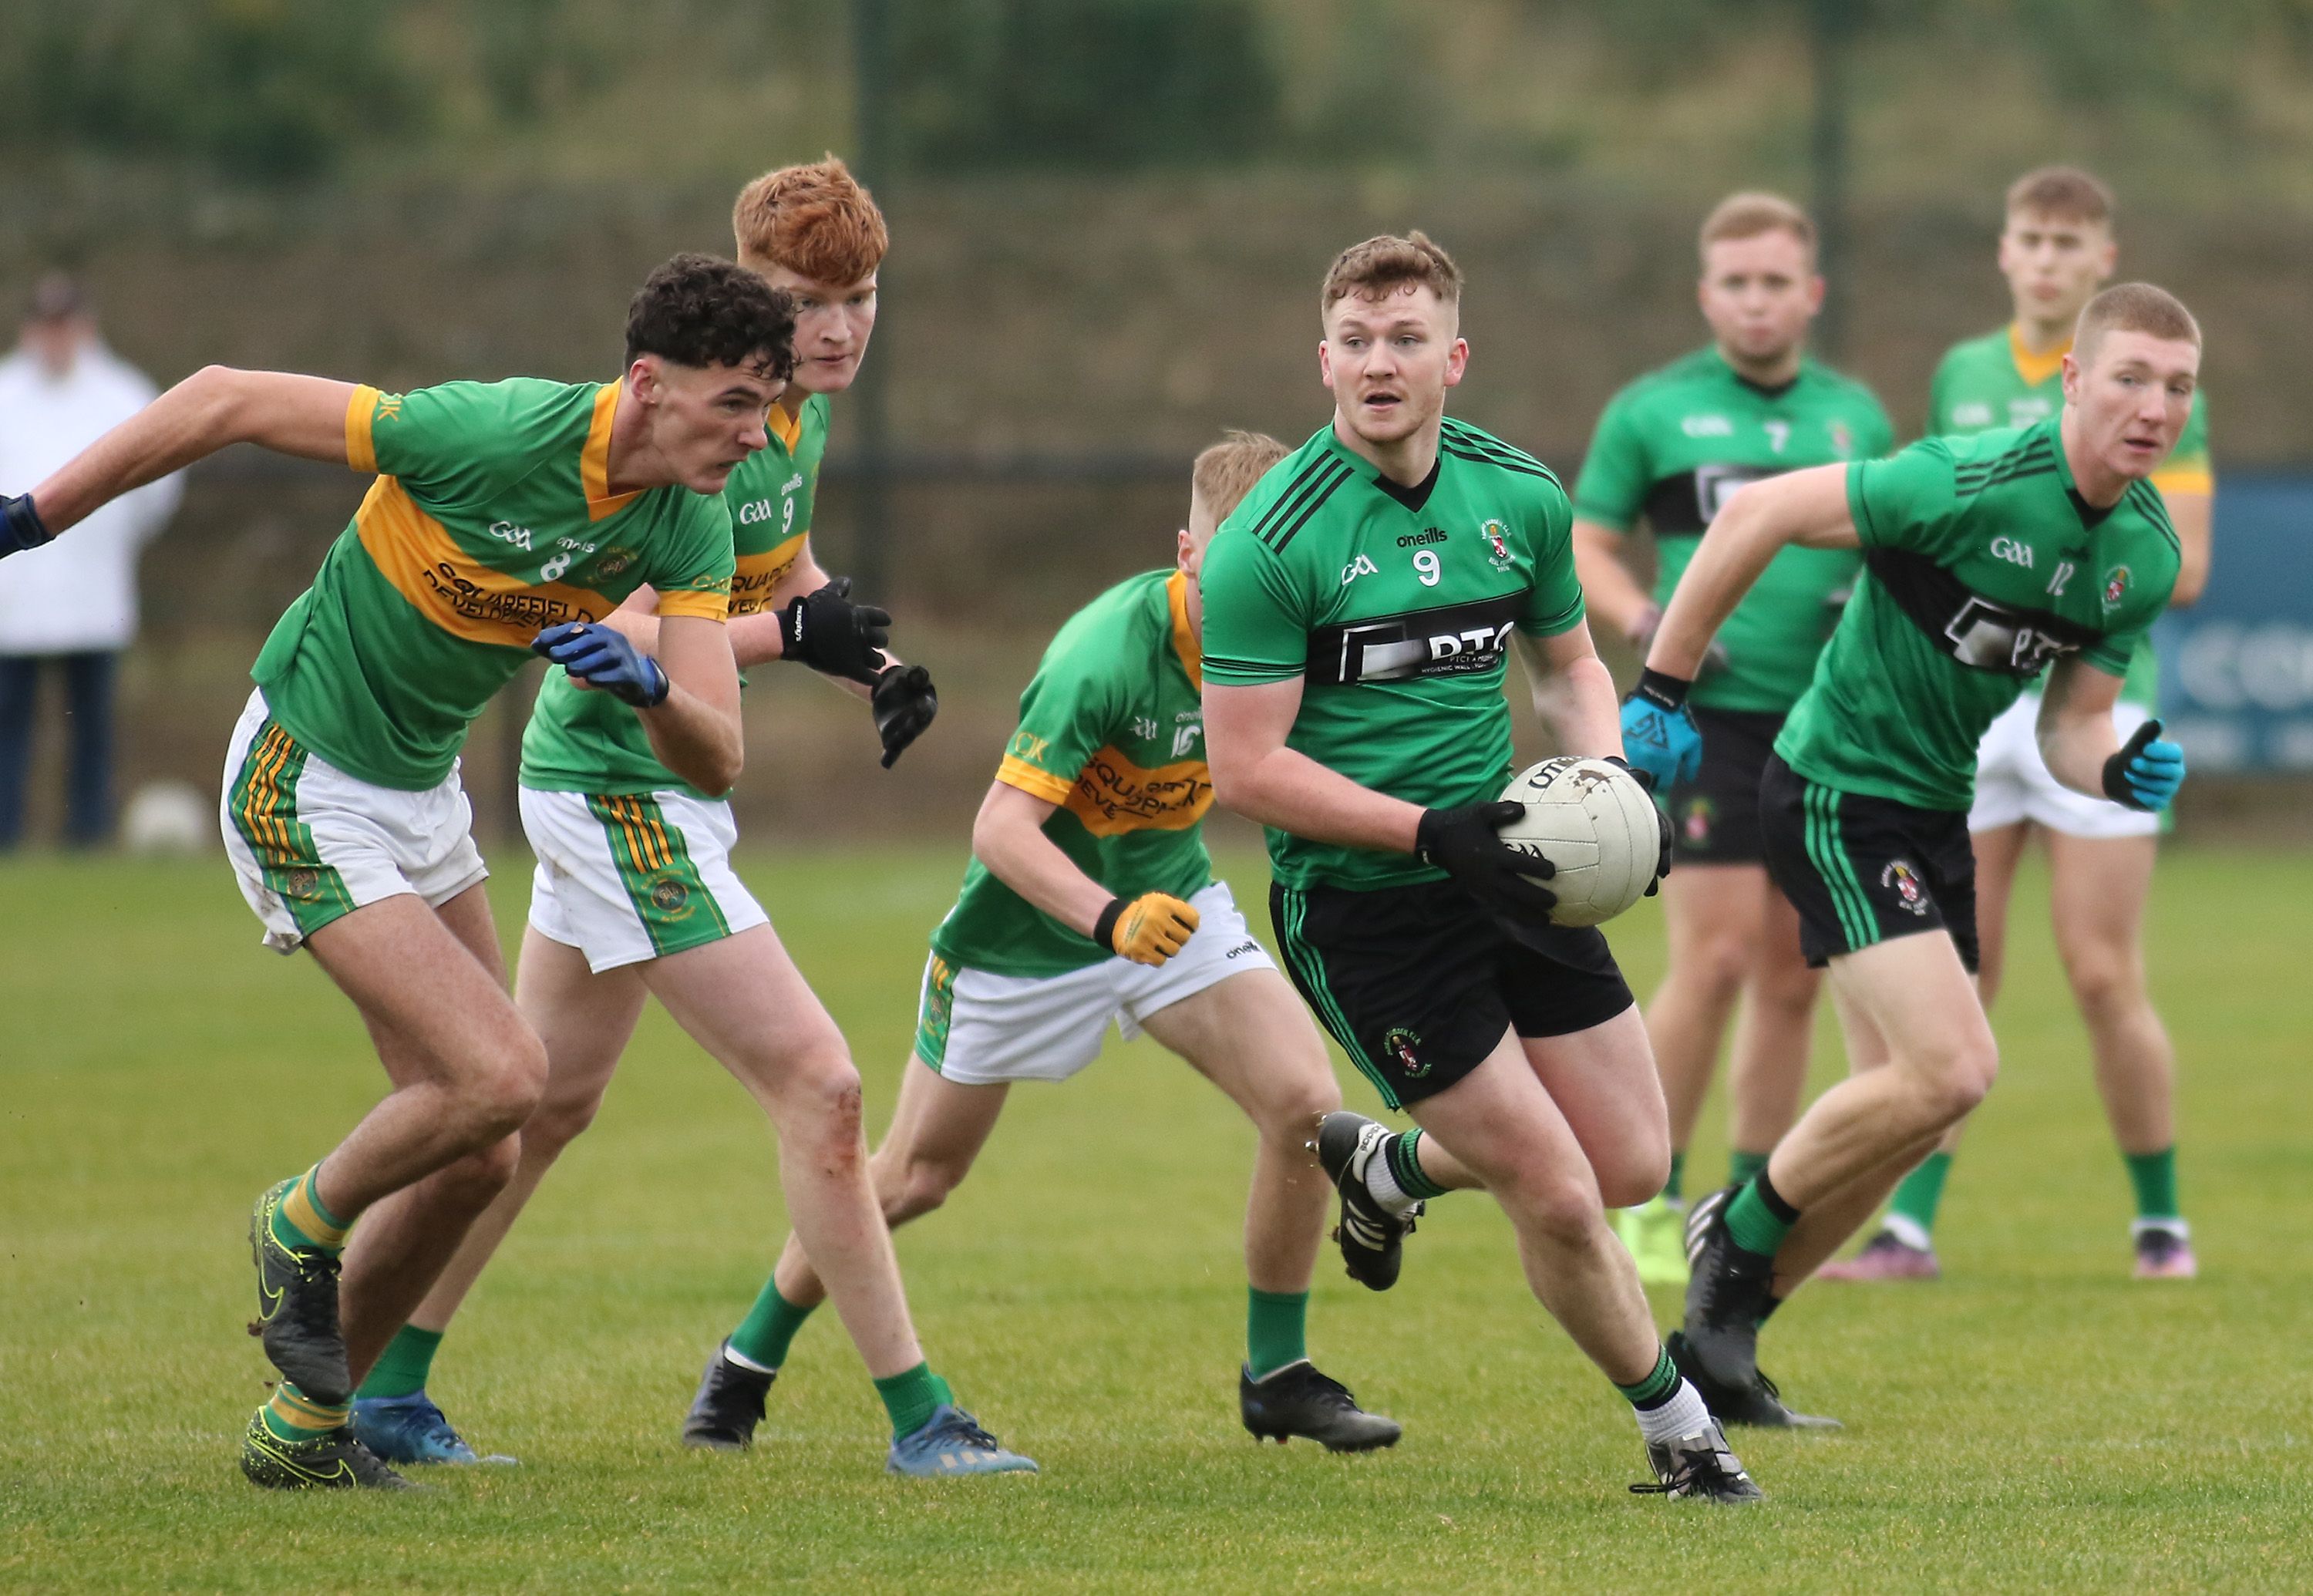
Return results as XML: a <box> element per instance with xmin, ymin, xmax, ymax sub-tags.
<box><xmin>521</xmin><ymin>393</ymin><xmax>829</xmax><ymax>796</ymax></box>
<box><xmin>1777</xmin><ymin>419</ymin><xmax>2181</xmax><ymax>811</ymax></box>
<box><xmin>1201</xmin><ymin>417</ymin><xmax>1587</xmax><ymax>892</ymax></box>
<box><xmin>1929</xmin><ymin>324</ymin><xmax>2210</xmax><ymax>708</ymax></box>
<box><xmin>251</xmin><ymin>379</ymin><xmax>735</xmax><ymax>791</ymax></box>
<box><xmin>930</xmin><ymin>568</ymin><xmax>1215</xmax><ymax>978</ymax></box>
<box><xmin>1574</xmin><ymin>347</ymin><xmax>1894</xmax><ymax>714</ymax></box>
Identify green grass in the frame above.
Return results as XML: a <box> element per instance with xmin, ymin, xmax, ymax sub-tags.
<box><xmin>2</xmin><ymin>843</ymin><xmax>2308</xmax><ymax>1594</ymax></box>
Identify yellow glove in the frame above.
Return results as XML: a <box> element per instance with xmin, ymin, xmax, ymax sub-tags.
<box><xmin>1095</xmin><ymin>891</ymin><xmax>1200</xmax><ymax>967</ymax></box>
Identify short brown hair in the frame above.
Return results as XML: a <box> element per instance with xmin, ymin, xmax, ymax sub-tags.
<box><xmin>1321</xmin><ymin>231</ymin><xmax>1462</xmax><ymax>317</ymax></box>
<box><xmin>2074</xmin><ymin>282</ymin><xmax>2200</xmax><ymax>365</ymax></box>
<box><xmin>1699</xmin><ymin>191</ymin><xmax>1816</xmax><ymax>265</ymax></box>
<box><xmin>732</xmin><ymin>156</ymin><xmax>889</xmax><ymax>285</ymax></box>
<box><xmin>2005</xmin><ymin>165</ymin><xmax>2114</xmax><ymax>227</ymax></box>
<box><xmin>1191</xmin><ymin>430</ymin><xmax>1290</xmax><ymax>523</ymax></box>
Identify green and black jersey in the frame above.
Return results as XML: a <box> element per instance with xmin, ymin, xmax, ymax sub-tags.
<box><xmin>1200</xmin><ymin>418</ymin><xmax>1587</xmax><ymax>891</ymax></box>
<box><xmin>1574</xmin><ymin>347</ymin><xmax>1894</xmax><ymax>715</ymax></box>
<box><xmin>1928</xmin><ymin>325</ymin><xmax>2210</xmax><ymax>711</ymax></box>
<box><xmin>1777</xmin><ymin>419</ymin><xmax>2181</xmax><ymax>811</ymax></box>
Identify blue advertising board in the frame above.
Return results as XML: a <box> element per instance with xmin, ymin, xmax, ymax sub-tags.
<box><xmin>2159</xmin><ymin>474</ymin><xmax>2313</xmax><ymax>774</ymax></box>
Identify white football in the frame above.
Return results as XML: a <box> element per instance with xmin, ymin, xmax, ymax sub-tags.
<box><xmin>1496</xmin><ymin>757</ymin><xmax>1661</xmax><ymax>928</ymax></box>
<box><xmin>122</xmin><ymin>779</ymin><xmax>214</xmax><ymax>857</ymax></box>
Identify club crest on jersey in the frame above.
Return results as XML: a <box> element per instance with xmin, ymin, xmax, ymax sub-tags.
<box><xmin>1880</xmin><ymin>860</ymin><xmax>1930</xmax><ymax>917</ymax></box>
<box><xmin>1680</xmin><ymin>795</ymin><xmax>1715</xmax><ymax>847</ymax></box>
<box><xmin>2103</xmin><ymin>566</ymin><xmax>2132</xmax><ymax>610</ymax></box>
<box><xmin>1383</xmin><ymin>1027</ymin><xmax>1428</xmax><ymax>1078</ymax></box>
<box><xmin>1481</xmin><ymin>518</ymin><xmax>1513</xmax><ymax>571</ymax></box>
<box><xmin>1830</xmin><ymin>420</ymin><xmax>1854</xmax><ymax>458</ymax></box>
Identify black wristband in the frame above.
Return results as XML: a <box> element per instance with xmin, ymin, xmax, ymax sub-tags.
<box><xmin>1</xmin><ymin>493</ymin><xmax>53</xmax><ymax>554</ymax></box>
<box><xmin>1632</xmin><ymin>667</ymin><xmax>1692</xmax><ymax>712</ymax></box>
<box><xmin>1091</xmin><ymin>897</ymin><xmax>1129</xmax><ymax>953</ymax></box>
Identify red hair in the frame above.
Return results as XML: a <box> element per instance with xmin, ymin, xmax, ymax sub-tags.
<box><xmin>732</xmin><ymin>156</ymin><xmax>889</xmax><ymax>285</ymax></box>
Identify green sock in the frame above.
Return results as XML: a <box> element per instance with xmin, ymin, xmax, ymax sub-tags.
<box><xmin>1728</xmin><ymin>1148</ymin><xmax>1771</xmax><ymax>1187</ymax></box>
<box><xmin>1724</xmin><ymin>1170</ymin><xmax>1799</xmax><ymax>1257</ymax></box>
<box><xmin>1386</xmin><ymin>1129</ymin><xmax>1449</xmax><ymax>1200</ymax></box>
<box><xmin>2124</xmin><ymin>1146</ymin><xmax>2180</xmax><ymax>1221</ymax></box>
<box><xmin>1246</xmin><ymin>1288</ymin><xmax>1309</xmax><ymax>1380</ymax></box>
<box><xmin>1887</xmin><ymin>1151</ymin><xmax>1954</xmax><ymax>1238</ymax></box>
<box><xmin>729</xmin><ymin>1280</ymin><xmax>819</xmax><ymax>1372</ymax></box>
<box><xmin>1663</xmin><ymin>1149</ymin><xmax>1687</xmax><ymax>1204</ymax></box>
<box><xmin>357</xmin><ymin>1325</ymin><xmax>443</xmax><ymax>1400</ymax></box>
<box><xmin>1612</xmin><ymin>1344</ymin><xmax>1679</xmax><ymax>1409</ymax></box>
<box><xmin>260</xmin><ymin>1381</ymin><xmax>349</xmax><ymax>1443</ymax></box>
<box><xmin>874</xmin><ymin>1362</ymin><xmax>953</xmax><ymax>1439</ymax></box>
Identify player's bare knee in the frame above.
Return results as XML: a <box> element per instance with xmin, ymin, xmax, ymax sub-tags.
<box><xmin>1503</xmin><ymin>1169</ymin><xmax>1604</xmax><ymax>1251</ymax></box>
<box><xmin>1918</xmin><ymin>1042</ymin><xmax>1998</xmax><ymax>1124</ymax></box>
<box><xmin>450</xmin><ymin>1133</ymin><xmax>522</xmax><ymax>1200</ymax></box>
<box><xmin>1596</xmin><ymin>1136</ymin><xmax>1672</xmax><ymax>1210</ymax></box>
<box><xmin>522</xmin><ymin>1086</ymin><xmax>604</xmax><ymax>1160</ymax></box>
<box><xmin>884</xmin><ymin>1156</ymin><xmax>963</xmax><ymax>1224</ymax></box>
<box><xmin>2059</xmin><ymin>944</ymin><xmax>2137</xmax><ymax>1021</ymax></box>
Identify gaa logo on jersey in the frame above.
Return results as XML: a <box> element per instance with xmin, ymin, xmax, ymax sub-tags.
<box><xmin>1480</xmin><ymin>518</ymin><xmax>1513</xmax><ymax>571</ymax></box>
<box><xmin>1880</xmin><ymin>860</ymin><xmax>1931</xmax><ymax>917</ymax></box>
<box><xmin>2103</xmin><ymin>565</ymin><xmax>2132</xmax><ymax>610</ymax></box>
<box><xmin>1383</xmin><ymin>1027</ymin><xmax>1428</xmax><ymax>1078</ymax></box>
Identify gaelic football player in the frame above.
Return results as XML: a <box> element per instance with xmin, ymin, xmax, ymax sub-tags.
<box><xmin>349</xmin><ymin>162</ymin><xmax>1031</xmax><ymax>1477</ymax></box>
<box><xmin>1571</xmin><ymin>193</ymin><xmax>1894</xmax><ymax>1289</ymax></box>
<box><xmin>1826</xmin><ymin>168</ymin><xmax>2209</xmax><ymax>1282</ymax></box>
<box><xmin>689</xmin><ymin>431</ymin><xmax>1399</xmax><ymax>1455</ymax></box>
<box><xmin>0</xmin><ymin>254</ymin><xmax>793</xmax><ymax>1488</ymax></box>
<box><xmin>1200</xmin><ymin>233</ymin><xmax>1758</xmax><ymax>1502</ymax></box>
<box><xmin>1625</xmin><ymin>283</ymin><xmax>2199</xmax><ymax>1423</ymax></box>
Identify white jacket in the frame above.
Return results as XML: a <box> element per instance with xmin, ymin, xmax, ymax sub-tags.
<box><xmin>0</xmin><ymin>343</ymin><xmax>183</xmax><ymax>655</ymax></box>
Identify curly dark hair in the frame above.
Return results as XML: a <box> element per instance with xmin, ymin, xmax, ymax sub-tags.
<box><xmin>624</xmin><ymin>253</ymin><xmax>796</xmax><ymax>380</ymax></box>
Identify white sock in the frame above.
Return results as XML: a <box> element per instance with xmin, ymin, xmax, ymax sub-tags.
<box><xmin>1633</xmin><ymin>1378</ymin><xmax>1713</xmax><ymax>1448</ymax></box>
<box><xmin>722</xmin><ymin>1345</ymin><xmax>778</xmax><ymax>1375</ymax></box>
<box><xmin>1362</xmin><ymin>1138</ymin><xmax>1422</xmax><ymax>1217</ymax></box>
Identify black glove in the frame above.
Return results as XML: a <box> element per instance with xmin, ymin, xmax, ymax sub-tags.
<box><xmin>1</xmin><ymin>493</ymin><xmax>53</xmax><ymax>559</ymax></box>
<box><xmin>870</xmin><ymin>663</ymin><xmax>938</xmax><ymax>769</ymax></box>
<box><xmin>1415</xmin><ymin>801</ymin><xmax>1557</xmax><ymax>923</ymax></box>
<box><xmin>778</xmin><ymin>576</ymin><xmax>891</xmax><ymax>685</ymax></box>
<box><xmin>1605</xmin><ymin>754</ymin><xmax>1674</xmax><ymax>896</ymax></box>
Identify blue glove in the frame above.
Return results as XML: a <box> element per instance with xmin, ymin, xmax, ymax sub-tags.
<box><xmin>2101</xmin><ymin>717</ymin><xmax>2185</xmax><ymax>812</ymax></box>
<box><xmin>1619</xmin><ymin>668</ymin><xmax>1702</xmax><ymax>791</ymax></box>
<box><xmin>531</xmin><ymin>621</ymin><xmax>670</xmax><ymax>708</ymax></box>
<box><xmin>1</xmin><ymin>493</ymin><xmax>53</xmax><ymax>559</ymax></box>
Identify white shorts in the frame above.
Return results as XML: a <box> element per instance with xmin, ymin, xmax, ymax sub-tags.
<box><xmin>916</xmin><ymin>881</ymin><xmax>1275</xmax><ymax>1086</ymax></box>
<box><xmin>219</xmin><ymin>689</ymin><xmax>489</xmax><ymax>954</ymax></box>
<box><xmin>1970</xmin><ymin>692</ymin><xmax>2162</xmax><ymax>840</ymax></box>
<box><xmin>520</xmin><ymin>786</ymin><xmax>769</xmax><ymax>973</ymax></box>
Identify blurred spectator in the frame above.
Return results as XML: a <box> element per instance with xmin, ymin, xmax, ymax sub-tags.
<box><xmin>0</xmin><ymin>274</ymin><xmax>183</xmax><ymax>848</ymax></box>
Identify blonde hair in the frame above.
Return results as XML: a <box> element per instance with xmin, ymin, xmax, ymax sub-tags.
<box><xmin>2074</xmin><ymin>282</ymin><xmax>2200</xmax><ymax>365</ymax></box>
<box><xmin>1320</xmin><ymin>231</ymin><xmax>1463</xmax><ymax>317</ymax></box>
<box><xmin>1192</xmin><ymin>430</ymin><xmax>1291</xmax><ymax>522</ymax></box>
<box><xmin>1699</xmin><ymin>191</ymin><xmax>1816</xmax><ymax>265</ymax></box>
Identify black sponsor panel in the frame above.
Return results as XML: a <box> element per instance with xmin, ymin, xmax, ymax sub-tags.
<box><xmin>1304</xmin><ymin>594</ymin><xmax>1527</xmax><ymax>686</ymax></box>
<box><xmin>1866</xmin><ymin>548</ymin><xmax>2104</xmax><ymax>678</ymax></box>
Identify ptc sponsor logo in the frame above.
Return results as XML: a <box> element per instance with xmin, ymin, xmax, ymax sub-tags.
<box><xmin>1991</xmin><ymin>537</ymin><xmax>2035</xmax><ymax>569</ymax></box>
<box><xmin>1880</xmin><ymin>860</ymin><xmax>1930</xmax><ymax>917</ymax></box>
<box><xmin>1681</xmin><ymin>414</ymin><xmax>1734</xmax><ymax>437</ymax></box>
<box><xmin>2103</xmin><ymin>566</ymin><xmax>2132</xmax><ymax>609</ymax></box>
<box><xmin>1383</xmin><ymin>1026</ymin><xmax>1428</xmax><ymax>1078</ymax></box>
<box><xmin>1427</xmin><ymin>620</ymin><xmax>1517</xmax><ymax>667</ymax></box>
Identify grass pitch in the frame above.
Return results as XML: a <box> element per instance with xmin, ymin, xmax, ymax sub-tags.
<box><xmin>2</xmin><ymin>842</ymin><xmax>2308</xmax><ymax>1594</ymax></box>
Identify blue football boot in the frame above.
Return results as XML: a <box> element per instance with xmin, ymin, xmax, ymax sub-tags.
<box><xmin>352</xmin><ymin>1391</ymin><xmax>515</xmax><ymax>1466</ymax></box>
<box><xmin>885</xmin><ymin>1403</ymin><xmax>1038</xmax><ymax>1477</ymax></box>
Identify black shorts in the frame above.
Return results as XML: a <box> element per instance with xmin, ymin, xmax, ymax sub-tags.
<box><xmin>1269</xmin><ymin>876</ymin><xmax>1635</xmax><ymax>1111</ymax></box>
<box><xmin>1759</xmin><ymin>754</ymin><xmax>1980</xmax><ymax>971</ymax></box>
<box><xmin>1669</xmin><ymin>707</ymin><xmax>1785</xmax><ymax>864</ymax></box>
